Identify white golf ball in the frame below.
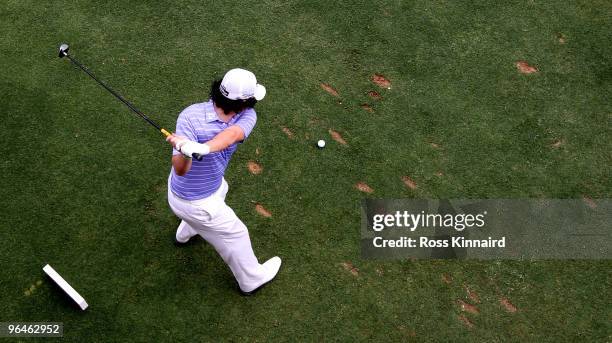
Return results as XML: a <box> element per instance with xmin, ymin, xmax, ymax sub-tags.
<box><xmin>317</xmin><ymin>139</ymin><xmax>326</xmax><ymax>148</ymax></box>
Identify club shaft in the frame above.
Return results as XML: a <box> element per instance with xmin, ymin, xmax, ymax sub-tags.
<box><xmin>64</xmin><ymin>54</ymin><xmax>169</xmax><ymax>136</ymax></box>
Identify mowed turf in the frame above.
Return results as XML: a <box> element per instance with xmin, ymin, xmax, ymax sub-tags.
<box><xmin>1</xmin><ymin>0</ymin><xmax>610</xmax><ymax>341</ymax></box>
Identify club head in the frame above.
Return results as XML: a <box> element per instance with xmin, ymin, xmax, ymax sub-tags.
<box><xmin>58</xmin><ymin>43</ymin><xmax>69</xmax><ymax>58</ymax></box>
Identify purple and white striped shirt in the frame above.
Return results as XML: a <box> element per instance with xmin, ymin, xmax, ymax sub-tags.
<box><xmin>170</xmin><ymin>100</ymin><xmax>257</xmax><ymax>200</ymax></box>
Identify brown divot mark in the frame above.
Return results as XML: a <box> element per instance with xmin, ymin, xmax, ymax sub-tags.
<box><xmin>329</xmin><ymin>129</ymin><xmax>347</xmax><ymax>145</ymax></box>
<box><xmin>281</xmin><ymin>127</ymin><xmax>294</xmax><ymax>139</ymax></box>
<box><xmin>374</xmin><ymin>207</ymin><xmax>386</xmax><ymax>214</ymax></box>
<box><xmin>341</xmin><ymin>262</ymin><xmax>359</xmax><ymax>276</ymax></box>
<box><xmin>309</xmin><ymin>117</ymin><xmax>321</xmax><ymax>126</ymax></box>
<box><xmin>320</xmin><ymin>83</ymin><xmax>339</xmax><ymax>97</ymax></box>
<box><xmin>441</xmin><ymin>273</ymin><xmax>453</xmax><ymax>284</ymax></box>
<box><xmin>355</xmin><ymin>182</ymin><xmax>374</xmax><ymax>194</ymax></box>
<box><xmin>458</xmin><ymin>314</ymin><xmax>474</xmax><ymax>328</ymax></box>
<box><xmin>582</xmin><ymin>196</ymin><xmax>597</xmax><ymax>209</ymax></box>
<box><xmin>397</xmin><ymin>326</ymin><xmax>416</xmax><ymax>337</ymax></box>
<box><xmin>465</xmin><ymin>286</ymin><xmax>481</xmax><ymax>303</ymax></box>
<box><xmin>435</xmin><ymin>171</ymin><xmax>444</xmax><ymax>177</ymax></box>
<box><xmin>500</xmin><ymin>298</ymin><xmax>518</xmax><ymax>313</ymax></box>
<box><xmin>551</xmin><ymin>139</ymin><xmax>564</xmax><ymax>148</ymax></box>
<box><xmin>247</xmin><ymin>161</ymin><xmax>263</xmax><ymax>175</ymax></box>
<box><xmin>360</xmin><ymin>103</ymin><xmax>374</xmax><ymax>112</ymax></box>
<box><xmin>255</xmin><ymin>148</ymin><xmax>261</xmax><ymax>155</ymax></box>
<box><xmin>457</xmin><ymin>300</ymin><xmax>479</xmax><ymax>314</ymax></box>
<box><xmin>516</xmin><ymin>61</ymin><xmax>538</xmax><ymax>74</ymax></box>
<box><xmin>430</xmin><ymin>142</ymin><xmax>441</xmax><ymax>149</ymax></box>
<box><xmin>557</xmin><ymin>33</ymin><xmax>566</xmax><ymax>44</ymax></box>
<box><xmin>255</xmin><ymin>204</ymin><xmax>272</xmax><ymax>218</ymax></box>
<box><xmin>401</xmin><ymin>176</ymin><xmax>418</xmax><ymax>190</ymax></box>
<box><xmin>371</xmin><ymin>73</ymin><xmax>391</xmax><ymax>89</ymax></box>
<box><xmin>367</xmin><ymin>90</ymin><xmax>382</xmax><ymax>100</ymax></box>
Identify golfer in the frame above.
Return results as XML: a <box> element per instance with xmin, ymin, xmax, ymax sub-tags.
<box><xmin>165</xmin><ymin>68</ymin><xmax>281</xmax><ymax>295</ymax></box>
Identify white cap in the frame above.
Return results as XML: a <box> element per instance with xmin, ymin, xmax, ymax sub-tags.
<box><xmin>220</xmin><ymin>68</ymin><xmax>266</xmax><ymax>101</ymax></box>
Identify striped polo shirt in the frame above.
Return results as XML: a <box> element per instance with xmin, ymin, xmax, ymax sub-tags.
<box><xmin>170</xmin><ymin>100</ymin><xmax>257</xmax><ymax>200</ymax></box>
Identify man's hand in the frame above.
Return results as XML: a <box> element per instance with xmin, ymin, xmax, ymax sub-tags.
<box><xmin>166</xmin><ymin>134</ymin><xmax>188</xmax><ymax>151</ymax></box>
<box><xmin>179</xmin><ymin>141</ymin><xmax>211</xmax><ymax>157</ymax></box>
<box><xmin>166</xmin><ymin>134</ymin><xmax>210</xmax><ymax>158</ymax></box>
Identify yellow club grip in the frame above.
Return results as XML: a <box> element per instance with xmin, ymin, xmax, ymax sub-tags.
<box><xmin>160</xmin><ymin>128</ymin><xmax>171</xmax><ymax>137</ymax></box>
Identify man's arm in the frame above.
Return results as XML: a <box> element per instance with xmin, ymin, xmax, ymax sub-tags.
<box><xmin>204</xmin><ymin>125</ymin><xmax>245</xmax><ymax>152</ymax></box>
<box><xmin>202</xmin><ymin>108</ymin><xmax>256</xmax><ymax>152</ymax></box>
<box><xmin>167</xmin><ymin>125</ymin><xmax>245</xmax><ymax>175</ymax></box>
<box><xmin>171</xmin><ymin>154</ymin><xmax>192</xmax><ymax>176</ymax></box>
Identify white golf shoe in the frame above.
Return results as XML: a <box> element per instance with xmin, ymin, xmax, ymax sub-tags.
<box><xmin>240</xmin><ymin>256</ymin><xmax>282</xmax><ymax>296</ymax></box>
<box><xmin>175</xmin><ymin>221</ymin><xmax>198</xmax><ymax>245</ymax></box>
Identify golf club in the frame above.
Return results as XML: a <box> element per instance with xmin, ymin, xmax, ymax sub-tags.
<box><xmin>58</xmin><ymin>43</ymin><xmax>203</xmax><ymax>160</ymax></box>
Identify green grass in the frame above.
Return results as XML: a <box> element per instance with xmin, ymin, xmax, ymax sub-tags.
<box><xmin>1</xmin><ymin>0</ymin><xmax>610</xmax><ymax>341</ymax></box>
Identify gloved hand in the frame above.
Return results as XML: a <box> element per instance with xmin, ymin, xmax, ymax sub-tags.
<box><xmin>166</xmin><ymin>134</ymin><xmax>210</xmax><ymax>160</ymax></box>
<box><xmin>177</xmin><ymin>140</ymin><xmax>210</xmax><ymax>158</ymax></box>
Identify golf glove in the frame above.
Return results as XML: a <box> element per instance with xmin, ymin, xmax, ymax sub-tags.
<box><xmin>177</xmin><ymin>140</ymin><xmax>211</xmax><ymax>158</ymax></box>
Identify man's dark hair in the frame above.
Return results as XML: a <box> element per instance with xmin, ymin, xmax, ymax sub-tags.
<box><xmin>210</xmin><ymin>79</ymin><xmax>257</xmax><ymax>114</ymax></box>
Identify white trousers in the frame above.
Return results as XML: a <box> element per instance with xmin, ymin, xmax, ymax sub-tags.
<box><xmin>167</xmin><ymin>176</ymin><xmax>272</xmax><ymax>292</ymax></box>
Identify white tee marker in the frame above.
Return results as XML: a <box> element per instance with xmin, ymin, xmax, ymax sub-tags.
<box><xmin>43</xmin><ymin>264</ymin><xmax>88</xmax><ymax>310</ymax></box>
